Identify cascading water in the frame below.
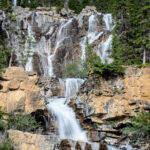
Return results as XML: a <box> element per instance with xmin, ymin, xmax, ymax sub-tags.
<box><xmin>103</xmin><ymin>14</ymin><xmax>113</xmax><ymax>31</ymax></box>
<box><xmin>13</xmin><ymin>0</ymin><xmax>17</xmax><ymax>6</ymax></box>
<box><xmin>25</xmin><ymin>23</ymin><xmax>36</xmax><ymax>71</ymax></box>
<box><xmin>59</xmin><ymin>78</ymin><xmax>85</xmax><ymax>98</ymax></box>
<box><xmin>97</xmin><ymin>14</ymin><xmax>113</xmax><ymax>63</ymax></box>
<box><xmin>80</xmin><ymin>14</ymin><xmax>103</xmax><ymax>59</ymax></box>
<box><xmin>49</xmin><ymin>19</ymin><xmax>73</xmax><ymax>76</ymax></box>
<box><xmin>46</xmin><ymin>78</ymin><xmax>87</xmax><ymax>141</ymax></box>
<box><xmin>97</xmin><ymin>35</ymin><xmax>113</xmax><ymax>64</ymax></box>
<box><xmin>46</xmin><ymin>97</ymin><xmax>88</xmax><ymax>141</ymax></box>
<box><xmin>80</xmin><ymin>13</ymin><xmax>113</xmax><ymax>63</ymax></box>
<box><xmin>2</xmin><ymin>11</ymin><xmax>9</xmax><ymax>39</ymax></box>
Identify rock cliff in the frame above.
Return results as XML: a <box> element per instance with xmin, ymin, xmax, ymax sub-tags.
<box><xmin>0</xmin><ymin>6</ymin><xmax>112</xmax><ymax>77</ymax></box>
<box><xmin>77</xmin><ymin>67</ymin><xmax>150</xmax><ymax>145</ymax></box>
<box><xmin>0</xmin><ymin>67</ymin><xmax>44</xmax><ymax>113</ymax></box>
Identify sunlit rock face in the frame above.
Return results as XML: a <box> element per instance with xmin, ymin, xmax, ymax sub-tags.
<box><xmin>77</xmin><ymin>67</ymin><xmax>150</xmax><ymax>144</ymax></box>
<box><xmin>8</xmin><ymin>129</ymin><xmax>109</xmax><ymax>150</ymax></box>
<box><xmin>0</xmin><ymin>6</ymin><xmax>113</xmax><ymax>77</ymax></box>
<box><xmin>0</xmin><ymin>67</ymin><xmax>45</xmax><ymax>113</ymax></box>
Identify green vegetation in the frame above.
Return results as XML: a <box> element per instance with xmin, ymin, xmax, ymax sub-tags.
<box><xmin>0</xmin><ymin>108</ymin><xmax>41</xmax><ymax>133</ymax></box>
<box><xmin>110</xmin><ymin>0</ymin><xmax>150</xmax><ymax>65</ymax></box>
<box><xmin>113</xmin><ymin>89</ymin><xmax>121</xmax><ymax>95</ymax></box>
<box><xmin>64</xmin><ymin>38</ymin><xmax>124</xmax><ymax>78</ymax></box>
<box><xmin>0</xmin><ymin>41</ymin><xmax>10</xmax><ymax>73</ymax></box>
<box><xmin>121</xmin><ymin>112</ymin><xmax>150</xmax><ymax>143</ymax></box>
<box><xmin>0</xmin><ymin>139</ymin><xmax>14</xmax><ymax>150</ymax></box>
<box><xmin>136</xmin><ymin>63</ymin><xmax>150</xmax><ymax>68</ymax></box>
<box><xmin>68</xmin><ymin>0</ymin><xmax>93</xmax><ymax>14</ymax></box>
<box><xmin>7</xmin><ymin>110</ymin><xmax>41</xmax><ymax>132</ymax></box>
<box><xmin>104</xmin><ymin>120</ymin><xmax>118</xmax><ymax>128</ymax></box>
<box><xmin>0</xmin><ymin>107</ymin><xmax>7</xmax><ymax>131</ymax></box>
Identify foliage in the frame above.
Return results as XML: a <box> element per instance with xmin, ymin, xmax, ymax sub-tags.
<box><xmin>68</xmin><ymin>0</ymin><xmax>93</xmax><ymax>13</ymax></box>
<box><xmin>136</xmin><ymin>63</ymin><xmax>150</xmax><ymax>68</ymax></box>
<box><xmin>0</xmin><ymin>107</ymin><xmax>7</xmax><ymax>131</ymax></box>
<box><xmin>64</xmin><ymin>38</ymin><xmax>124</xmax><ymax>78</ymax></box>
<box><xmin>121</xmin><ymin>112</ymin><xmax>150</xmax><ymax>143</ymax></box>
<box><xmin>7</xmin><ymin>110</ymin><xmax>41</xmax><ymax>132</ymax></box>
<box><xmin>113</xmin><ymin>89</ymin><xmax>121</xmax><ymax>94</ymax></box>
<box><xmin>64</xmin><ymin>61</ymin><xmax>86</xmax><ymax>78</ymax></box>
<box><xmin>104</xmin><ymin>120</ymin><xmax>118</xmax><ymax>128</ymax></box>
<box><xmin>110</xmin><ymin>0</ymin><xmax>150</xmax><ymax>65</ymax></box>
<box><xmin>0</xmin><ymin>139</ymin><xmax>14</xmax><ymax>150</ymax></box>
<box><xmin>64</xmin><ymin>39</ymin><xmax>92</xmax><ymax>78</ymax></box>
<box><xmin>0</xmin><ymin>41</ymin><xmax>10</xmax><ymax>73</ymax></box>
<box><xmin>90</xmin><ymin>62</ymin><xmax>124</xmax><ymax>77</ymax></box>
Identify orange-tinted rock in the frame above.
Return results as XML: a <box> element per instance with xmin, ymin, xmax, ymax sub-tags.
<box><xmin>0</xmin><ymin>67</ymin><xmax>44</xmax><ymax>113</ymax></box>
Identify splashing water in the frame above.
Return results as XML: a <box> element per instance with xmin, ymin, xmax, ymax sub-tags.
<box><xmin>46</xmin><ymin>97</ymin><xmax>88</xmax><ymax>141</ymax></box>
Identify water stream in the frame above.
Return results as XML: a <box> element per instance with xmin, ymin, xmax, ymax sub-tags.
<box><xmin>46</xmin><ymin>97</ymin><xmax>88</xmax><ymax>141</ymax></box>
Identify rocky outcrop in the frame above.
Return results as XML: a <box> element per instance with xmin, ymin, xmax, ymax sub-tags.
<box><xmin>0</xmin><ymin>67</ymin><xmax>44</xmax><ymax>113</ymax></box>
<box><xmin>8</xmin><ymin>129</ymin><xmax>108</xmax><ymax>150</ymax></box>
<box><xmin>77</xmin><ymin>67</ymin><xmax>150</xmax><ymax>144</ymax></box>
<box><xmin>0</xmin><ymin>6</ymin><xmax>112</xmax><ymax>77</ymax></box>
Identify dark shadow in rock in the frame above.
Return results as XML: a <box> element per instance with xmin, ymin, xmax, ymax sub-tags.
<box><xmin>75</xmin><ymin>142</ymin><xmax>82</xmax><ymax>150</ymax></box>
<box><xmin>59</xmin><ymin>140</ymin><xmax>71</xmax><ymax>150</ymax></box>
<box><xmin>99</xmin><ymin>143</ymin><xmax>108</xmax><ymax>150</ymax></box>
<box><xmin>31</xmin><ymin>109</ymin><xmax>48</xmax><ymax>132</ymax></box>
<box><xmin>0</xmin><ymin>84</ymin><xmax>3</xmax><ymax>90</ymax></box>
<box><xmin>84</xmin><ymin>143</ymin><xmax>92</xmax><ymax>150</ymax></box>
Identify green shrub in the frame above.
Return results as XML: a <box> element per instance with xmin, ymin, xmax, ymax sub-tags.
<box><xmin>136</xmin><ymin>63</ymin><xmax>150</xmax><ymax>68</ymax></box>
<box><xmin>7</xmin><ymin>110</ymin><xmax>41</xmax><ymax>132</ymax></box>
<box><xmin>90</xmin><ymin>62</ymin><xmax>125</xmax><ymax>77</ymax></box>
<box><xmin>0</xmin><ymin>139</ymin><xmax>14</xmax><ymax>150</ymax></box>
<box><xmin>0</xmin><ymin>107</ymin><xmax>7</xmax><ymax>131</ymax></box>
<box><xmin>121</xmin><ymin>112</ymin><xmax>150</xmax><ymax>143</ymax></box>
<box><xmin>64</xmin><ymin>61</ymin><xmax>88</xmax><ymax>78</ymax></box>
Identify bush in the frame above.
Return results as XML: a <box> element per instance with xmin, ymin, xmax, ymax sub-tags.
<box><xmin>7</xmin><ymin>110</ymin><xmax>41</xmax><ymax>133</ymax></box>
<box><xmin>0</xmin><ymin>139</ymin><xmax>14</xmax><ymax>150</ymax></box>
<box><xmin>90</xmin><ymin>62</ymin><xmax>125</xmax><ymax>77</ymax></box>
<box><xmin>0</xmin><ymin>107</ymin><xmax>7</xmax><ymax>131</ymax></box>
<box><xmin>64</xmin><ymin>38</ymin><xmax>124</xmax><ymax>78</ymax></box>
<box><xmin>121</xmin><ymin>112</ymin><xmax>150</xmax><ymax>143</ymax></box>
<box><xmin>64</xmin><ymin>61</ymin><xmax>88</xmax><ymax>78</ymax></box>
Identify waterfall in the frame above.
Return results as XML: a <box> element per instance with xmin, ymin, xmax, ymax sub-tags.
<box><xmin>97</xmin><ymin>14</ymin><xmax>113</xmax><ymax>63</ymax></box>
<box><xmin>48</xmin><ymin>18</ymin><xmax>73</xmax><ymax>76</ymax></box>
<box><xmin>13</xmin><ymin>0</ymin><xmax>17</xmax><ymax>6</ymax></box>
<box><xmin>80</xmin><ymin>14</ymin><xmax>103</xmax><ymax>59</ymax></box>
<box><xmin>46</xmin><ymin>97</ymin><xmax>88</xmax><ymax>141</ymax></box>
<box><xmin>59</xmin><ymin>78</ymin><xmax>85</xmax><ymax>98</ymax></box>
<box><xmin>80</xmin><ymin>13</ymin><xmax>113</xmax><ymax>62</ymax></box>
<box><xmin>97</xmin><ymin>35</ymin><xmax>113</xmax><ymax>64</ymax></box>
<box><xmin>103</xmin><ymin>14</ymin><xmax>113</xmax><ymax>31</ymax></box>
<box><xmin>2</xmin><ymin>11</ymin><xmax>9</xmax><ymax>39</ymax></box>
<box><xmin>25</xmin><ymin>23</ymin><xmax>36</xmax><ymax>71</ymax></box>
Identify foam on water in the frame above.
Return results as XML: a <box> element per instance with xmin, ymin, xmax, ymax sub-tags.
<box><xmin>46</xmin><ymin>97</ymin><xmax>88</xmax><ymax>141</ymax></box>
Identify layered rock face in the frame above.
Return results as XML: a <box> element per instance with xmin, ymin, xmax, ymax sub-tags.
<box><xmin>0</xmin><ymin>67</ymin><xmax>44</xmax><ymax>113</ymax></box>
<box><xmin>0</xmin><ymin>6</ymin><xmax>112</xmax><ymax>77</ymax></box>
<box><xmin>77</xmin><ymin>67</ymin><xmax>150</xmax><ymax>143</ymax></box>
<box><xmin>8</xmin><ymin>129</ymin><xmax>108</xmax><ymax>150</ymax></box>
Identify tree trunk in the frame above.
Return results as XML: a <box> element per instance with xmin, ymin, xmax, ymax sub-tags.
<box><xmin>143</xmin><ymin>48</ymin><xmax>146</xmax><ymax>64</ymax></box>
